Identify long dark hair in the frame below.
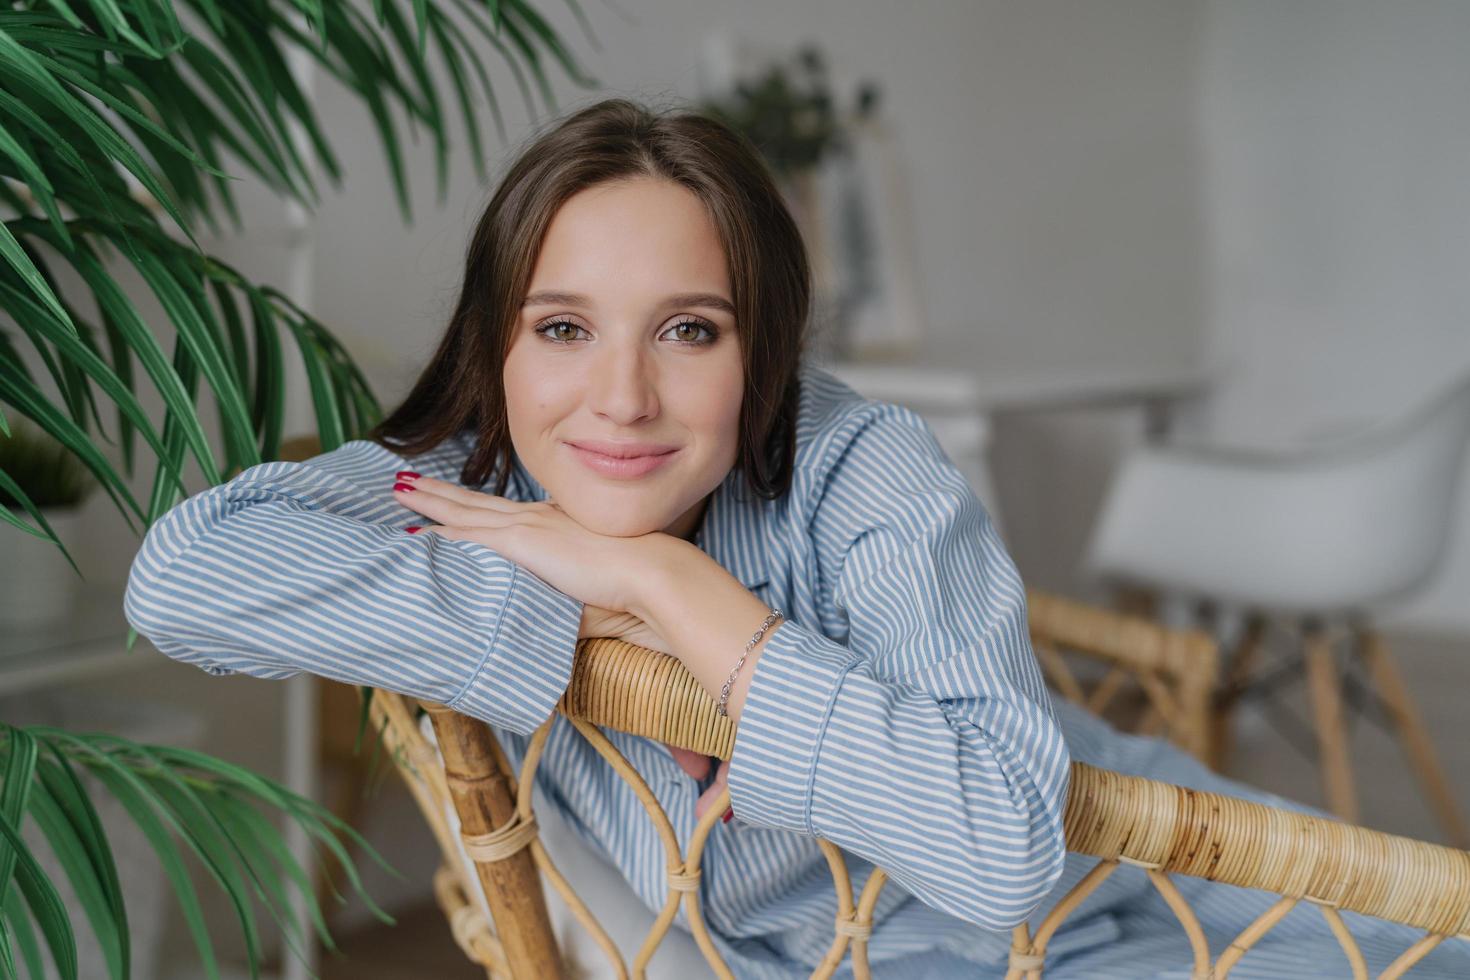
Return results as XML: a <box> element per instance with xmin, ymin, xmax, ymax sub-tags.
<box><xmin>369</xmin><ymin>97</ymin><xmax>812</xmax><ymax>500</ymax></box>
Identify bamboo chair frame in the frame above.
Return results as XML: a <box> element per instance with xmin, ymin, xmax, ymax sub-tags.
<box><xmin>368</xmin><ymin>598</ymin><xmax>1470</xmax><ymax>980</ymax></box>
<box><xmin>265</xmin><ymin>436</ymin><xmax>1464</xmax><ymax>974</ymax></box>
<box><xmin>1026</xmin><ymin>589</ymin><xmax>1217</xmax><ymax>761</ymax></box>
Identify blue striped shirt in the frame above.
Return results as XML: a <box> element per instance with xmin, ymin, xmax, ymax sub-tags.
<box><xmin>124</xmin><ymin>364</ymin><xmax>1470</xmax><ymax>978</ymax></box>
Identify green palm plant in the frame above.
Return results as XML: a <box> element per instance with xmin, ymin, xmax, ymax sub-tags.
<box><xmin>0</xmin><ymin>1</ymin><xmax>599</xmax><ymax>976</ymax></box>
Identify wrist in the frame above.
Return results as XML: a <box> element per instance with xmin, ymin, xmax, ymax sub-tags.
<box><xmin>631</xmin><ymin>534</ymin><xmax>781</xmax><ymax>723</ymax></box>
<box><xmin>716</xmin><ymin>609</ymin><xmax>783</xmax><ymax>718</ymax></box>
<box><xmin>627</xmin><ymin>533</ymin><xmax>696</xmax><ymax>628</ymax></box>
<box><xmin>718</xmin><ymin>617</ymin><xmax>782</xmax><ymax>722</ymax></box>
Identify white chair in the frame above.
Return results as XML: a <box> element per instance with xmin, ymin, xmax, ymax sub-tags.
<box><xmin>1082</xmin><ymin>373</ymin><xmax>1470</xmax><ymax>846</ymax></box>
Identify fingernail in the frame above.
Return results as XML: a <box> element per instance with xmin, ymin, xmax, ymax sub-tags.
<box><xmin>396</xmin><ymin>471</ymin><xmax>420</xmax><ymax>480</ymax></box>
<box><xmin>405</xmin><ymin>526</ymin><xmax>422</xmax><ymax>534</ymax></box>
<box><xmin>721</xmin><ymin>808</ymin><xmax>733</xmax><ymax>824</ymax></box>
<box><xmin>393</xmin><ymin>482</ymin><xmax>416</xmax><ymax>493</ymax></box>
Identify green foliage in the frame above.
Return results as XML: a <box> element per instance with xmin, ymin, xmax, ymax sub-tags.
<box><xmin>0</xmin><ymin>0</ymin><xmax>598</xmax><ymax>558</ymax></box>
<box><xmin>0</xmin><ymin>724</ymin><xmax>399</xmax><ymax>980</ymax></box>
<box><xmin>0</xmin><ymin>414</ymin><xmax>95</xmax><ymax>511</ymax></box>
<box><xmin>0</xmin><ymin>0</ymin><xmax>599</xmax><ymax>975</ymax></box>
<box><xmin>697</xmin><ymin>44</ymin><xmax>879</xmax><ymax>177</ymax></box>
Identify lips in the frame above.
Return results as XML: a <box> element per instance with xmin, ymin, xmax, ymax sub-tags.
<box><xmin>567</xmin><ymin>439</ymin><xmax>680</xmax><ymax>459</ymax></box>
<box><xmin>567</xmin><ymin>442</ymin><xmax>679</xmax><ymax>479</ymax></box>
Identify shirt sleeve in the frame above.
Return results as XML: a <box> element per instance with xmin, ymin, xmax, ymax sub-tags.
<box><xmin>725</xmin><ymin>404</ymin><xmax>1071</xmax><ymax>931</ymax></box>
<box><xmin>122</xmin><ymin>437</ymin><xmax>583</xmax><ymax>735</ymax></box>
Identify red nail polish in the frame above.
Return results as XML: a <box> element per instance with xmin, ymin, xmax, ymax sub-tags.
<box><xmin>396</xmin><ymin>471</ymin><xmax>420</xmax><ymax>480</ymax></box>
<box><xmin>393</xmin><ymin>482</ymin><xmax>416</xmax><ymax>493</ymax></box>
<box><xmin>721</xmin><ymin>808</ymin><xmax>733</xmax><ymax>824</ymax></box>
<box><xmin>405</xmin><ymin>526</ymin><xmax>422</xmax><ymax>534</ymax></box>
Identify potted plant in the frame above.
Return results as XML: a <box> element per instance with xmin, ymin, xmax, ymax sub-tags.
<box><xmin>0</xmin><ymin>1</ymin><xmax>598</xmax><ymax>976</ymax></box>
<box><xmin>0</xmin><ymin>414</ymin><xmax>96</xmax><ymax>630</ymax></box>
<box><xmin>697</xmin><ymin>45</ymin><xmax>881</xmax><ymax>360</ymax></box>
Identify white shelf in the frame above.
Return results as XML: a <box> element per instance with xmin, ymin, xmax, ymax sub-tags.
<box><xmin>0</xmin><ymin>580</ymin><xmax>153</xmax><ymax>696</ymax></box>
<box><xmin>822</xmin><ymin>356</ymin><xmax>1213</xmax><ymax>413</ymax></box>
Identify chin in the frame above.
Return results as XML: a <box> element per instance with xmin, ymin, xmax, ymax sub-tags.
<box><xmin>559</xmin><ymin>499</ymin><xmax>666</xmax><ymax>538</ymax></box>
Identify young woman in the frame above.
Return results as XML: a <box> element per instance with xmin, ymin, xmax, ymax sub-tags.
<box><xmin>124</xmin><ymin>99</ymin><xmax>1468</xmax><ymax>979</ymax></box>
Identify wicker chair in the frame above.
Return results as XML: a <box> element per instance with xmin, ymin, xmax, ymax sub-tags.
<box><xmin>367</xmin><ymin>609</ymin><xmax>1470</xmax><ymax>979</ymax></box>
<box><xmin>264</xmin><ymin>435</ymin><xmax>1466</xmax><ymax>976</ymax></box>
<box><xmin>1026</xmin><ymin>589</ymin><xmax>1217</xmax><ymax>762</ymax></box>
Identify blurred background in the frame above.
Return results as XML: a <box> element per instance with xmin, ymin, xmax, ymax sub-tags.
<box><xmin>3</xmin><ymin>1</ymin><xmax>1468</xmax><ymax>977</ymax></box>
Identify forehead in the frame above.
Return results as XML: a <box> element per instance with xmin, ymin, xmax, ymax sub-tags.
<box><xmin>529</xmin><ymin>178</ymin><xmax>731</xmax><ymax>297</ymax></box>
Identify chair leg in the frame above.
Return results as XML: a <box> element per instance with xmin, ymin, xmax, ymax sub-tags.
<box><xmin>1114</xmin><ymin>586</ymin><xmax>1157</xmax><ymax>619</ymax></box>
<box><xmin>1303</xmin><ymin>629</ymin><xmax>1358</xmax><ymax>822</ymax></box>
<box><xmin>1357</xmin><ymin>630</ymin><xmax>1469</xmax><ymax>848</ymax></box>
<box><xmin>1209</xmin><ymin>615</ymin><xmax>1266</xmax><ymax>772</ymax></box>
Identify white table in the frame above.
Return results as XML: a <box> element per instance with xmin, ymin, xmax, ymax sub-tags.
<box><xmin>819</xmin><ymin>356</ymin><xmax>1212</xmax><ymax>534</ymax></box>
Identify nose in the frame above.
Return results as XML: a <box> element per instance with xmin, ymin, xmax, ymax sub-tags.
<box><xmin>588</xmin><ymin>336</ymin><xmax>660</xmax><ymax>426</ymax></box>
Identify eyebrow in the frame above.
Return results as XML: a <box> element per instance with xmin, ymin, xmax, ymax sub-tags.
<box><xmin>521</xmin><ymin>290</ymin><xmax>736</xmax><ymax>317</ymax></box>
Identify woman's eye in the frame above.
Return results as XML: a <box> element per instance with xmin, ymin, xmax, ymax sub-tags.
<box><xmin>663</xmin><ymin>319</ymin><xmax>719</xmax><ymax>345</ymax></box>
<box><xmin>534</xmin><ymin>320</ymin><xmax>589</xmax><ymax>343</ymax></box>
<box><xmin>533</xmin><ymin>318</ymin><xmax>719</xmax><ymax>346</ymax></box>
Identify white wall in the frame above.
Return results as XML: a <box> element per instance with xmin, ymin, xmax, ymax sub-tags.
<box><xmin>32</xmin><ymin>2</ymin><xmax>1470</xmax><ymax>966</ymax></box>
<box><xmin>293</xmin><ymin>0</ymin><xmax>1206</xmax><ymax>641</ymax></box>
<box><xmin>306</xmin><ymin>0</ymin><xmax>1205</xmax><ymax>402</ymax></box>
<box><xmin>1198</xmin><ymin>0</ymin><xmax>1470</xmax><ymax>633</ymax></box>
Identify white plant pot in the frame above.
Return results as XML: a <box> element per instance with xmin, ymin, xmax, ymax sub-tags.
<box><xmin>0</xmin><ymin>506</ymin><xmax>87</xmax><ymax>631</ymax></box>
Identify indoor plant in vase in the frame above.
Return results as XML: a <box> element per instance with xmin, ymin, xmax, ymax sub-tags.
<box><xmin>0</xmin><ymin>1</ymin><xmax>599</xmax><ymax>976</ymax></box>
<box><xmin>0</xmin><ymin>414</ymin><xmax>96</xmax><ymax>631</ymax></box>
<box><xmin>697</xmin><ymin>44</ymin><xmax>880</xmax><ymax>360</ymax></box>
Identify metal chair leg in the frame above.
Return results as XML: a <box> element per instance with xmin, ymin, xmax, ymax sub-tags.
<box><xmin>1358</xmin><ymin>629</ymin><xmax>1469</xmax><ymax>848</ymax></box>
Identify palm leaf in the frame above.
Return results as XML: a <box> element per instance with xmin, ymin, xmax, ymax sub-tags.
<box><xmin>61</xmin><ymin>742</ymin><xmax>226</xmax><ymax>980</ymax></box>
<box><xmin>0</xmin><ymin>213</ymin><xmax>74</xmax><ymax>335</ymax></box>
<box><xmin>0</xmin><ymin>727</ymin><xmax>39</xmax><ymax>906</ymax></box>
<box><xmin>0</xmin><ymin>808</ymin><xmax>77</xmax><ymax>980</ymax></box>
<box><xmin>2</xmin><ymin>885</ymin><xmax>45</xmax><ymax>980</ymax></box>
<box><xmin>35</xmin><ymin>746</ymin><xmax>129</xmax><ymax>973</ymax></box>
<box><xmin>2</xmin><ymin>0</ymin><xmax>597</xmax><ymax>505</ymax></box>
<box><xmin>23</xmin><ymin>725</ymin><xmax>394</xmax><ymax>977</ymax></box>
<box><xmin>0</xmin><ymin>1</ymin><xmax>600</xmax><ymax>973</ymax></box>
<box><xmin>26</xmin><ymin>778</ymin><xmax>126</xmax><ymax>979</ymax></box>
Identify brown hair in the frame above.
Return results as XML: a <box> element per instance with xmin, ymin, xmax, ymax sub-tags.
<box><xmin>368</xmin><ymin>97</ymin><xmax>812</xmax><ymax>500</ymax></box>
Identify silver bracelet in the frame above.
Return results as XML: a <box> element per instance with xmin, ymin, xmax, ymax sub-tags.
<box><xmin>716</xmin><ymin>609</ymin><xmax>783</xmax><ymax>718</ymax></box>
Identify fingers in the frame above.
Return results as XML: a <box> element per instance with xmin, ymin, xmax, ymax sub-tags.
<box><xmin>394</xmin><ymin>482</ymin><xmax>523</xmax><ymax>529</ymax></box>
<box><xmin>664</xmin><ymin>743</ymin><xmax>711</xmax><ymax>780</ymax></box>
<box><xmin>660</xmin><ymin>747</ymin><xmax>735</xmax><ymax>825</ymax></box>
<box><xmin>694</xmin><ymin>759</ymin><xmax>733</xmax><ymax>823</ymax></box>
<box><xmin>393</xmin><ymin>474</ymin><xmax>525</xmax><ymax>514</ymax></box>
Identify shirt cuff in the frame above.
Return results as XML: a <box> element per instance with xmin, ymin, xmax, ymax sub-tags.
<box><xmin>451</xmin><ymin>564</ymin><xmax>583</xmax><ymax>734</ymax></box>
<box><xmin>726</xmin><ymin>618</ymin><xmax>859</xmax><ymax>833</ymax></box>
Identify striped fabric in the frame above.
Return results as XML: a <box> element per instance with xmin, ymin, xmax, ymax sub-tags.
<box><xmin>125</xmin><ymin>364</ymin><xmax>1470</xmax><ymax>979</ymax></box>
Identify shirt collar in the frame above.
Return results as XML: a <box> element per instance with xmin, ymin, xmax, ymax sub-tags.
<box><xmin>693</xmin><ymin>464</ymin><xmax>771</xmax><ymax>591</ymax></box>
<box><xmin>507</xmin><ymin>450</ymin><xmax>770</xmax><ymax>592</ymax></box>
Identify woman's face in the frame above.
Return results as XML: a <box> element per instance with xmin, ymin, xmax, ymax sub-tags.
<box><xmin>503</xmin><ymin>176</ymin><xmax>744</xmax><ymax>541</ymax></box>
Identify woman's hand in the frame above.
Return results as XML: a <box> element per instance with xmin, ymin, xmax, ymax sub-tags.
<box><xmin>395</xmin><ymin>473</ymin><xmax>731</xmax><ymax>820</ymax></box>
<box><xmin>578</xmin><ymin>602</ymin><xmax>733</xmax><ymax>819</ymax></box>
<box><xmin>392</xmin><ymin>474</ymin><xmax>662</xmax><ymax>615</ymax></box>
<box><xmin>579</xmin><ymin>603</ymin><xmax>674</xmax><ymax>655</ymax></box>
<box><xmin>666</xmin><ymin>746</ymin><xmax>733</xmax><ymax>823</ymax></box>
<box><xmin>578</xmin><ymin>606</ymin><xmax>732</xmax><ymax>820</ymax></box>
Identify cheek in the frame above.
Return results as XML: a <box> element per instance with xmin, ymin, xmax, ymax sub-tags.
<box><xmin>503</xmin><ymin>348</ymin><xmax>563</xmax><ymax>420</ymax></box>
<box><xmin>699</xmin><ymin>373</ymin><xmax>744</xmax><ymax>452</ymax></box>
